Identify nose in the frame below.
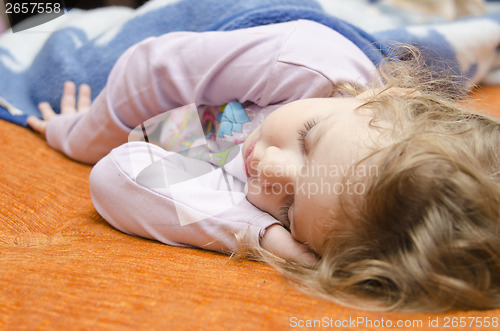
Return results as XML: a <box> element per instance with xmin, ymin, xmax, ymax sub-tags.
<box><xmin>257</xmin><ymin>146</ymin><xmax>300</xmax><ymax>188</ymax></box>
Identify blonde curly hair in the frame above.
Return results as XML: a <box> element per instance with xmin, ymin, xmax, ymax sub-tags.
<box><xmin>250</xmin><ymin>46</ymin><xmax>500</xmax><ymax>312</ymax></box>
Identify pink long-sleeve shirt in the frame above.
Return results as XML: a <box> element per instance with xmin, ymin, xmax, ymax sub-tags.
<box><xmin>47</xmin><ymin>20</ymin><xmax>377</xmax><ymax>253</ymax></box>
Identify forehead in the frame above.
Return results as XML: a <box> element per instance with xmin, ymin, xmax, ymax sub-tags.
<box><xmin>313</xmin><ymin>106</ymin><xmax>379</xmax><ymax>160</ymax></box>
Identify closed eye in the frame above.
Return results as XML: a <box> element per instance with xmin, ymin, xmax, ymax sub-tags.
<box><xmin>279</xmin><ymin>196</ymin><xmax>293</xmax><ymax>231</ymax></box>
<box><xmin>298</xmin><ymin>119</ymin><xmax>317</xmax><ymax>154</ymax></box>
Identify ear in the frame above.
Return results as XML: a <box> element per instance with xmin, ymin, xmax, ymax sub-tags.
<box><xmin>356</xmin><ymin>87</ymin><xmax>420</xmax><ymax>100</ymax></box>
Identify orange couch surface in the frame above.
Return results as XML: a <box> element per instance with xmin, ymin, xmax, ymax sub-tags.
<box><xmin>1</xmin><ymin>87</ymin><xmax>500</xmax><ymax>330</ymax></box>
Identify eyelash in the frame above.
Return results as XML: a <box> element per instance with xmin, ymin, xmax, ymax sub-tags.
<box><xmin>298</xmin><ymin>119</ymin><xmax>317</xmax><ymax>154</ymax></box>
<box><xmin>279</xmin><ymin>196</ymin><xmax>294</xmax><ymax>231</ymax></box>
<box><xmin>278</xmin><ymin>119</ymin><xmax>318</xmax><ymax>230</ymax></box>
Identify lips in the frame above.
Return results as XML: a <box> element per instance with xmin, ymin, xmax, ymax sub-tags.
<box><xmin>243</xmin><ymin>139</ymin><xmax>258</xmax><ymax>177</ymax></box>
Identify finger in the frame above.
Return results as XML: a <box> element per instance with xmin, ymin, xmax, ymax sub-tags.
<box><xmin>60</xmin><ymin>81</ymin><xmax>77</xmax><ymax>114</ymax></box>
<box><xmin>27</xmin><ymin>115</ymin><xmax>47</xmax><ymax>136</ymax></box>
<box><xmin>38</xmin><ymin>102</ymin><xmax>56</xmax><ymax>121</ymax></box>
<box><xmin>295</xmin><ymin>247</ymin><xmax>320</xmax><ymax>268</ymax></box>
<box><xmin>77</xmin><ymin>84</ymin><xmax>91</xmax><ymax>111</ymax></box>
<box><xmin>260</xmin><ymin>224</ymin><xmax>319</xmax><ymax>268</ymax></box>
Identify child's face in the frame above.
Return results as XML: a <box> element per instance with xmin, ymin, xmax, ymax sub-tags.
<box><xmin>242</xmin><ymin>96</ymin><xmax>384</xmax><ymax>254</ymax></box>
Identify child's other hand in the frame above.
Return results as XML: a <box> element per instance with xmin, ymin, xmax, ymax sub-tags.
<box><xmin>261</xmin><ymin>224</ymin><xmax>319</xmax><ymax>268</ymax></box>
<box><xmin>27</xmin><ymin>81</ymin><xmax>91</xmax><ymax>137</ymax></box>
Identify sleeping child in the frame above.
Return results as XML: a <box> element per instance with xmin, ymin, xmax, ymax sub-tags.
<box><xmin>27</xmin><ymin>20</ymin><xmax>500</xmax><ymax>312</ymax></box>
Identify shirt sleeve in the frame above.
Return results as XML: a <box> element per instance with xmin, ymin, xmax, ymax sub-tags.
<box><xmin>45</xmin><ymin>20</ymin><xmax>375</xmax><ymax>164</ymax></box>
<box><xmin>89</xmin><ymin>141</ymin><xmax>280</xmax><ymax>253</ymax></box>
<box><xmin>45</xmin><ymin>21</ymin><xmax>315</xmax><ymax>164</ymax></box>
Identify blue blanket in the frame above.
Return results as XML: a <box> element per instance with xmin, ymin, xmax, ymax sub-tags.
<box><xmin>1</xmin><ymin>0</ymin><xmax>499</xmax><ymax>127</ymax></box>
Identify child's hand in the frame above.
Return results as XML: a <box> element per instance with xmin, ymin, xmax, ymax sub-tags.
<box><xmin>260</xmin><ymin>224</ymin><xmax>319</xmax><ymax>268</ymax></box>
<box><xmin>27</xmin><ymin>81</ymin><xmax>91</xmax><ymax>137</ymax></box>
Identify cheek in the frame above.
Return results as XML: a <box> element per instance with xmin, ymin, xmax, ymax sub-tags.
<box><xmin>245</xmin><ymin>178</ymin><xmax>279</xmax><ymax>214</ymax></box>
<box><xmin>260</xmin><ymin>110</ymin><xmax>299</xmax><ymax>140</ymax></box>
<box><xmin>245</xmin><ymin>178</ymin><xmax>267</xmax><ymax>210</ymax></box>
<box><xmin>291</xmin><ymin>217</ymin><xmax>327</xmax><ymax>255</ymax></box>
